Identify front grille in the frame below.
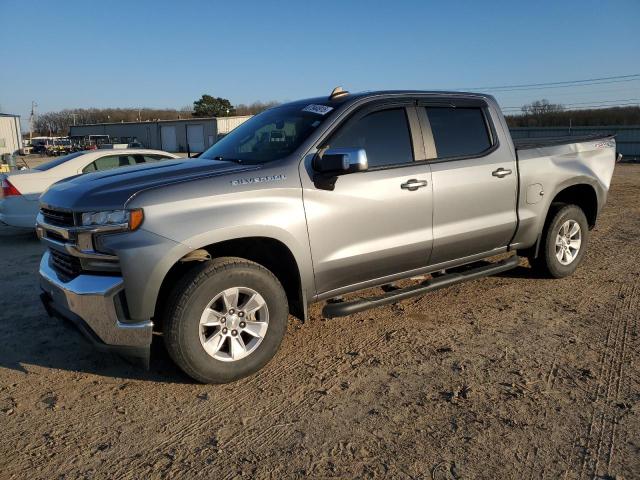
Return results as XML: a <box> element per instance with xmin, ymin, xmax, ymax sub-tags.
<box><xmin>45</xmin><ymin>230</ymin><xmax>66</xmax><ymax>243</ymax></box>
<box><xmin>49</xmin><ymin>249</ymin><xmax>82</xmax><ymax>280</ymax></box>
<box><xmin>41</xmin><ymin>207</ymin><xmax>75</xmax><ymax>227</ymax></box>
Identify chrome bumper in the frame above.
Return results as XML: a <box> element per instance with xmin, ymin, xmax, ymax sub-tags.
<box><xmin>39</xmin><ymin>251</ymin><xmax>153</xmax><ymax>353</ymax></box>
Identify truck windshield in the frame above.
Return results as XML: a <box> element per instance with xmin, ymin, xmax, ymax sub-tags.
<box><xmin>200</xmin><ymin>104</ymin><xmax>333</xmax><ymax>164</ymax></box>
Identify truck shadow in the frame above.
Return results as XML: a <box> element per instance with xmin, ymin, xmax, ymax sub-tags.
<box><xmin>0</xmin><ymin>312</ymin><xmax>194</xmax><ymax>384</ymax></box>
<box><xmin>0</xmin><ymin>229</ymin><xmax>195</xmax><ymax>383</ymax></box>
<box><xmin>495</xmin><ymin>264</ymin><xmax>548</xmax><ymax>279</ymax></box>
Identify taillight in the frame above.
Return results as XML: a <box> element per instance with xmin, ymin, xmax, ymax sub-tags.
<box><xmin>1</xmin><ymin>178</ymin><xmax>21</xmax><ymax>197</ymax></box>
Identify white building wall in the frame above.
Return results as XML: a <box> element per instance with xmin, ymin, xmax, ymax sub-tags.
<box><xmin>0</xmin><ymin>115</ymin><xmax>23</xmax><ymax>156</ymax></box>
<box><xmin>215</xmin><ymin>116</ymin><xmax>252</xmax><ymax>135</ymax></box>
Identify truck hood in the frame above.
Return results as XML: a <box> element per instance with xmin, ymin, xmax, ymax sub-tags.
<box><xmin>39</xmin><ymin>158</ymin><xmax>258</xmax><ymax>211</ymax></box>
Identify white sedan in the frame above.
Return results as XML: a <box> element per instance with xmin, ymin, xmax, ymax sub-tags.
<box><xmin>0</xmin><ymin>149</ymin><xmax>180</xmax><ymax>229</ymax></box>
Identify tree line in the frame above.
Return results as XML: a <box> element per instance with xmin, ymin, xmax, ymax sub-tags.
<box><xmin>32</xmin><ymin>95</ymin><xmax>280</xmax><ymax>136</ymax></box>
<box><xmin>506</xmin><ymin>106</ymin><xmax>640</xmax><ymax>128</ymax></box>
<box><xmin>505</xmin><ymin>98</ymin><xmax>640</xmax><ymax>128</ymax></box>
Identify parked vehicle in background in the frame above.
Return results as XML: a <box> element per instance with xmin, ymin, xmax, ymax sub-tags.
<box><xmin>30</xmin><ymin>136</ymin><xmax>54</xmax><ymax>154</ymax></box>
<box><xmin>110</xmin><ymin>137</ymin><xmax>144</xmax><ymax>148</ymax></box>
<box><xmin>1</xmin><ymin>149</ymin><xmax>179</xmax><ymax>229</ymax></box>
<box><xmin>45</xmin><ymin>138</ymin><xmax>72</xmax><ymax>156</ymax></box>
<box><xmin>21</xmin><ymin>139</ymin><xmax>33</xmax><ymax>155</ymax></box>
<box><xmin>35</xmin><ymin>89</ymin><xmax>617</xmax><ymax>383</ymax></box>
<box><xmin>69</xmin><ymin>134</ymin><xmax>111</xmax><ymax>151</ymax></box>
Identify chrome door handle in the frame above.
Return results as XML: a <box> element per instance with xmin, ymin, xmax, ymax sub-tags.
<box><xmin>492</xmin><ymin>168</ymin><xmax>513</xmax><ymax>178</ymax></box>
<box><xmin>401</xmin><ymin>179</ymin><xmax>428</xmax><ymax>191</ymax></box>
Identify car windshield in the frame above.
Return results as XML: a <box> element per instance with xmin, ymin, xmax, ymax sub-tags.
<box><xmin>200</xmin><ymin>103</ymin><xmax>334</xmax><ymax>164</ymax></box>
<box><xmin>33</xmin><ymin>151</ymin><xmax>85</xmax><ymax>171</ymax></box>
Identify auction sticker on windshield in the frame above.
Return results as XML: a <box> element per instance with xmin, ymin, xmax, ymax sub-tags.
<box><xmin>302</xmin><ymin>104</ymin><xmax>334</xmax><ymax>115</ymax></box>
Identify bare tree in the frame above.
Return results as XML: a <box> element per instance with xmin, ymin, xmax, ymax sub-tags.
<box><xmin>521</xmin><ymin>99</ymin><xmax>564</xmax><ymax>115</ymax></box>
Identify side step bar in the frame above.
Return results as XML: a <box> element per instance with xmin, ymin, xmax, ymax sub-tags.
<box><xmin>322</xmin><ymin>255</ymin><xmax>521</xmax><ymax>318</ymax></box>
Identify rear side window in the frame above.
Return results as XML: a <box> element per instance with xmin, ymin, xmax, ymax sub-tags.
<box><xmin>34</xmin><ymin>151</ymin><xmax>85</xmax><ymax>171</ymax></box>
<box><xmin>83</xmin><ymin>155</ymin><xmax>135</xmax><ymax>173</ymax></box>
<box><xmin>329</xmin><ymin>108</ymin><xmax>414</xmax><ymax>168</ymax></box>
<box><xmin>425</xmin><ymin>107</ymin><xmax>491</xmax><ymax>159</ymax></box>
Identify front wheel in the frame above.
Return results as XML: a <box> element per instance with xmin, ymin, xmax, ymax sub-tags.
<box><xmin>164</xmin><ymin>257</ymin><xmax>288</xmax><ymax>383</ymax></box>
<box><xmin>528</xmin><ymin>204</ymin><xmax>589</xmax><ymax>278</ymax></box>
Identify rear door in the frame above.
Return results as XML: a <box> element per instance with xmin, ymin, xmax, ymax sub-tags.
<box><xmin>301</xmin><ymin>101</ymin><xmax>434</xmax><ymax>296</ymax></box>
<box><xmin>420</xmin><ymin>99</ymin><xmax>517</xmax><ymax>264</ymax></box>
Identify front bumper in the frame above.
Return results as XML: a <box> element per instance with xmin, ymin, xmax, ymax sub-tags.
<box><xmin>39</xmin><ymin>251</ymin><xmax>153</xmax><ymax>363</ymax></box>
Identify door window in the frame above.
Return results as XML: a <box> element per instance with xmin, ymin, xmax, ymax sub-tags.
<box><xmin>425</xmin><ymin>107</ymin><xmax>491</xmax><ymax>159</ymax></box>
<box><xmin>329</xmin><ymin>108</ymin><xmax>414</xmax><ymax>168</ymax></box>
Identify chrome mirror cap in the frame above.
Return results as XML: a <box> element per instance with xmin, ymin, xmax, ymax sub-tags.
<box><xmin>316</xmin><ymin>147</ymin><xmax>368</xmax><ymax>173</ymax></box>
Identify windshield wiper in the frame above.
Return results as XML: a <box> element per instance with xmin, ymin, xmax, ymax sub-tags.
<box><xmin>212</xmin><ymin>156</ymin><xmax>244</xmax><ymax>164</ymax></box>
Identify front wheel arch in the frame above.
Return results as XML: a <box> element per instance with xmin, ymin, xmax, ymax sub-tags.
<box><xmin>154</xmin><ymin>237</ymin><xmax>306</xmax><ymax>332</ymax></box>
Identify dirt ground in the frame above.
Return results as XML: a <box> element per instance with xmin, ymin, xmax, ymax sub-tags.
<box><xmin>1</xmin><ymin>164</ymin><xmax>638</xmax><ymax>480</ymax></box>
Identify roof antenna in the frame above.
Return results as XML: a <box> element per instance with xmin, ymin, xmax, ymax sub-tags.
<box><xmin>329</xmin><ymin>86</ymin><xmax>349</xmax><ymax>100</ymax></box>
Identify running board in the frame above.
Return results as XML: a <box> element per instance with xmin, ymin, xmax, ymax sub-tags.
<box><xmin>322</xmin><ymin>255</ymin><xmax>521</xmax><ymax>319</ymax></box>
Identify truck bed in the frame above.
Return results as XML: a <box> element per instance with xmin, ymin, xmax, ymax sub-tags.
<box><xmin>512</xmin><ymin>134</ymin><xmax>614</xmax><ymax>150</ymax></box>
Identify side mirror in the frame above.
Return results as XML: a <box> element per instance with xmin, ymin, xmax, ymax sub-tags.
<box><xmin>313</xmin><ymin>148</ymin><xmax>368</xmax><ymax>174</ymax></box>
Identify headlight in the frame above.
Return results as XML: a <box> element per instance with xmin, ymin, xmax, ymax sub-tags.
<box><xmin>81</xmin><ymin>209</ymin><xmax>144</xmax><ymax>231</ymax></box>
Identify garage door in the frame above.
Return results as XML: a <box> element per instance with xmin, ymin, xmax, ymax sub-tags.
<box><xmin>187</xmin><ymin>124</ymin><xmax>205</xmax><ymax>153</ymax></box>
<box><xmin>161</xmin><ymin>126</ymin><xmax>177</xmax><ymax>152</ymax></box>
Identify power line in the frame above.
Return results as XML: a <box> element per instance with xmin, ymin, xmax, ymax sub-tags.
<box><xmin>477</xmin><ymin>78</ymin><xmax>640</xmax><ymax>93</ymax></box>
<box><xmin>503</xmin><ymin>103</ymin><xmax>640</xmax><ymax>113</ymax></box>
<box><xmin>462</xmin><ymin>74</ymin><xmax>640</xmax><ymax>91</ymax></box>
<box><xmin>495</xmin><ymin>85</ymin><xmax>640</xmax><ymax>99</ymax></box>
<box><xmin>501</xmin><ymin>98</ymin><xmax>640</xmax><ymax>110</ymax></box>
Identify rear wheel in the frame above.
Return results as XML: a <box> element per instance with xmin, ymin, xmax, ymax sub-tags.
<box><xmin>528</xmin><ymin>204</ymin><xmax>589</xmax><ymax>278</ymax></box>
<box><xmin>164</xmin><ymin>257</ymin><xmax>288</xmax><ymax>383</ymax></box>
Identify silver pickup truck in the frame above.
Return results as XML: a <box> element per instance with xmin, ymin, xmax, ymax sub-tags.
<box><xmin>36</xmin><ymin>89</ymin><xmax>617</xmax><ymax>383</ymax></box>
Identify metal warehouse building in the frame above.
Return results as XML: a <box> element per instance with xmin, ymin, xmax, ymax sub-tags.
<box><xmin>0</xmin><ymin>113</ymin><xmax>23</xmax><ymax>157</ymax></box>
<box><xmin>69</xmin><ymin>116</ymin><xmax>252</xmax><ymax>153</ymax></box>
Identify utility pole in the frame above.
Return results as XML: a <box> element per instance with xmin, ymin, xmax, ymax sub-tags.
<box><xmin>29</xmin><ymin>101</ymin><xmax>37</xmax><ymax>141</ymax></box>
<box><xmin>71</xmin><ymin>113</ymin><xmax>78</xmax><ymax>125</ymax></box>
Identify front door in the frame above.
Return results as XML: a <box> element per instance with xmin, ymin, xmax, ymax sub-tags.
<box><xmin>301</xmin><ymin>104</ymin><xmax>434</xmax><ymax>296</ymax></box>
<box><xmin>421</xmin><ymin>104</ymin><xmax>518</xmax><ymax>265</ymax></box>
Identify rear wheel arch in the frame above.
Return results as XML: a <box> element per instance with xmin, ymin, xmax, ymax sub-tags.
<box><xmin>548</xmin><ymin>183</ymin><xmax>598</xmax><ymax>228</ymax></box>
<box><xmin>155</xmin><ymin>236</ymin><xmax>306</xmax><ymax>330</ymax></box>
<box><xmin>518</xmin><ymin>182</ymin><xmax>598</xmax><ymax>260</ymax></box>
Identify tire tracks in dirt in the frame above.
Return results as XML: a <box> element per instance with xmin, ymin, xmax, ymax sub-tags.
<box><xmin>109</xmin><ymin>317</ymin><xmax>392</xmax><ymax>478</ymax></box>
<box><xmin>579</xmin><ymin>281</ymin><xmax>637</xmax><ymax>479</ymax></box>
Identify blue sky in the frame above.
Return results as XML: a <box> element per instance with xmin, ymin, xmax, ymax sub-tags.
<box><xmin>1</xmin><ymin>0</ymin><xmax>639</xmax><ymax>127</ymax></box>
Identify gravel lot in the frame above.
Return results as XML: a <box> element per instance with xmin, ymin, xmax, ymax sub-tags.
<box><xmin>1</xmin><ymin>164</ymin><xmax>638</xmax><ymax>479</ymax></box>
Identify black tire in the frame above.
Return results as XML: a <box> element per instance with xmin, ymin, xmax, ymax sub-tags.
<box><xmin>528</xmin><ymin>204</ymin><xmax>589</xmax><ymax>278</ymax></box>
<box><xmin>164</xmin><ymin>257</ymin><xmax>288</xmax><ymax>383</ymax></box>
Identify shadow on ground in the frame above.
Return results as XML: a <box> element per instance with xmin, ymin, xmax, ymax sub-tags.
<box><xmin>0</xmin><ymin>316</ymin><xmax>193</xmax><ymax>384</ymax></box>
<box><xmin>0</xmin><ymin>227</ymin><xmax>192</xmax><ymax>384</ymax></box>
